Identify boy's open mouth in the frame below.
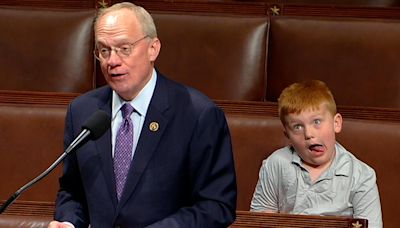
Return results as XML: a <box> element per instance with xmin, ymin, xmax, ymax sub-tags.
<box><xmin>309</xmin><ymin>144</ymin><xmax>324</xmax><ymax>153</ymax></box>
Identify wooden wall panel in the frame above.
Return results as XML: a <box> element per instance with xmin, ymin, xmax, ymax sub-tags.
<box><xmin>130</xmin><ymin>0</ymin><xmax>400</xmax><ymax>19</ymax></box>
<box><xmin>0</xmin><ymin>0</ymin><xmax>96</xmax><ymax>9</ymax></box>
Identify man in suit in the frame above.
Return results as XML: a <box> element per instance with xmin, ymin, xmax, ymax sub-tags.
<box><xmin>48</xmin><ymin>2</ymin><xmax>237</xmax><ymax>227</ymax></box>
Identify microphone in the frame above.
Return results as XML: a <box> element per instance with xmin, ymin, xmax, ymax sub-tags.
<box><xmin>0</xmin><ymin>110</ymin><xmax>110</xmax><ymax>214</ymax></box>
<box><xmin>65</xmin><ymin>110</ymin><xmax>111</xmax><ymax>154</ymax></box>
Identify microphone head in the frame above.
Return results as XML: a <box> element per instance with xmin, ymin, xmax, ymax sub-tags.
<box><xmin>82</xmin><ymin>110</ymin><xmax>111</xmax><ymax>140</ymax></box>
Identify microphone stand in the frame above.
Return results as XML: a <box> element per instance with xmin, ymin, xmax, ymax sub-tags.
<box><xmin>0</xmin><ymin>152</ymin><xmax>67</xmax><ymax>214</ymax></box>
<box><xmin>0</xmin><ymin>130</ymin><xmax>90</xmax><ymax>214</ymax></box>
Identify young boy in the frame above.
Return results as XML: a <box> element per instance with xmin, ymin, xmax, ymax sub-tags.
<box><xmin>250</xmin><ymin>80</ymin><xmax>382</xmax><ymax>228</ymax></box>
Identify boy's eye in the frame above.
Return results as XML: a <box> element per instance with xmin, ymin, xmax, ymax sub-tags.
<box><xmin>314</xmin><ymin>119</ymin><xmax>321</xmax><ymax>125</ymax></box>
<box><xmin>293</xmin><ymin>124</ymin><xmax>303</xmax><ymax>131</ymax></box>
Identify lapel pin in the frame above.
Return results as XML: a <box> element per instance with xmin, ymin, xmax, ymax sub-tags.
<box><xmin>149</xmin><ymin>122</ymin><xmax>159</xmax><ymax>132</ymax></box>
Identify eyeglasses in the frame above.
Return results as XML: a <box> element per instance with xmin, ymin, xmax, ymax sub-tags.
<box><xmin>94</xmin><ymin>35</ymin><xmax>149</xmax><ymax>60</ymax></box>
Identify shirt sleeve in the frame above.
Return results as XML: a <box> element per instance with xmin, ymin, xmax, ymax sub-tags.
<box><xmin>351</xmin><ymin>164</ymin><xmax>383</xmax><ymax>228</ymax></box>
<box><xmin>250</xmin><ymin>158</ymin><xmax>279</xmax><ymax>212</ymax></box>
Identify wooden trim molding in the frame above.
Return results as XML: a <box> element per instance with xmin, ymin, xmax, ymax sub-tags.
<box><xmin>279</xmin><ymin>4</ymin><xmax>400</xmax><ymax>19</ymax></box>
<box><xmin>231</xmin><ymin>210</ymin><xmax>368</xmax><ymax>228</ymax></box>
<box><xmin>0</xmin><ymin>0</ymin><xmax>400</xmax><ymax>19</ymax></box>
<box><xmin>130</xmin><ymin>0</ymin><xmax>268</xmax><ymax>16</ymax></box>
<box><xmin>0</xmin><ymin>0</ymin><xmax>95</xmax><ymax>9</ymax></box>
<box><xmin>215</xmin><ymin>100</ymin><xmax>400</xmax><ymax>123</ymax></box>
<box><xmin>0</xmin><ymin>92</ymin><xmax>398</xmax><ymax>122</ymax></box>
<box><xmin>0</xmin><ymin>90</ymin><xmax>79</xmax><ymax>107</ymax></box>
<box><xmin>0</xmin><ymin>200</ymin><xmax>54</xmax><ymax>217</ymax></box>
<box><xmin>0</xmin><ymin>203</ymin><xmax>369</xmax><ymax>228</ymax></box>
<box><xmin>130</xmin><ymin>0</ymin><xmax>400</xmax><ymax>19</ymax></box>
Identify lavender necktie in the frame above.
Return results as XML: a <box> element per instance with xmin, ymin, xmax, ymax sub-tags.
<box><xmin>114</xmin><ymin>103</ymin><xmax>134</xmax><ymax>200</ymax></box>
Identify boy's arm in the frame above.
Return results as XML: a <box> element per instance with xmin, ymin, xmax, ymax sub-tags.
<box><xmin>352</xmin><ymin>167</ymin><xmax>383</xmax><ymax>228</ymax></box>
<box><xmin>250</xmin><ymin>159</ymin><xmax>279</xmax><ymax>212</ymax></box>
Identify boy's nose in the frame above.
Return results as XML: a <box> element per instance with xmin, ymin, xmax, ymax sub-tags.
<box><xmin>303</xmin><ymin>126</ymin><xmax>314</xmax><ymax>140</ymax></box>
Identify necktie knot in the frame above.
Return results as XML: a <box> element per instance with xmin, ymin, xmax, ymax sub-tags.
<box><xmin>121</xmin><ymin>103</ymin><xmax>134</xmax><ymax>119</ymax></box>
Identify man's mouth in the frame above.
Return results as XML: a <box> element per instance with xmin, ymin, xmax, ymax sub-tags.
<box><xmin>111</xmin><ymin>73</ymin><xmax>125</xmax><ymax>77</ymax></box>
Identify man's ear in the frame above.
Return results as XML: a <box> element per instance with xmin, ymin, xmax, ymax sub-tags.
<box><xmin>148</xmin><ymin>37</ymin><xmax>161</xmax><ymax>62</ymax></box>
<box><xmin>334</xmin><ymin>113</ymin><xmax>343</xmax><ymax>133</ymax></box>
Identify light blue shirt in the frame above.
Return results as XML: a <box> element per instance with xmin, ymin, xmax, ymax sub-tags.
<box><xmin>111</xmin><ymin>69</ymin><xmax>157</xmax><ymax>158</ymax></box>
<box><xmin>251</xmin><ymin>142</ymin><xmax>383</xmax><ymax>228</ymax></box>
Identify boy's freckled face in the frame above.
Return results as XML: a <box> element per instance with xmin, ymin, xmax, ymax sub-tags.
<box><xmin>284</xmin><ymin>104</ymin><xmax>342</xmax><ymax>169</ymax></box>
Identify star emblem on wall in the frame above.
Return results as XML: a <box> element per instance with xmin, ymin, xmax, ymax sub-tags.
<box><xmin>98</xmin><ymin>0</ymin><xmax>109</xmax><ymax>9</ymax></box>
<box><xmin>270</xmin><ymin>5</ymin><xmax>280</xmax><ymax>16</ymax></box>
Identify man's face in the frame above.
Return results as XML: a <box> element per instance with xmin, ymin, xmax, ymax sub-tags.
<box><xmin>95</xmin><ymin>9</ymin><xmax>160</xmax><ymax>100</ymax></box>
<box><xmin>283</xmin><ymin>104</ymin><xmax>342</xmax><ymax>169</ymax></box>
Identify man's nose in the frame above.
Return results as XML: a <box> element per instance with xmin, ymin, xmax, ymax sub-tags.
<box><xmin>106</xmin><ymin>49</ymin><xmax>123</xmax><ymax>66</ymax></box>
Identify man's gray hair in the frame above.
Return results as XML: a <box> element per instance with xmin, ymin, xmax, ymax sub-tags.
<box><xmin>94</xmin><ymin>2</ymin><xmax>157</xmax><ymax>38</ymax></box>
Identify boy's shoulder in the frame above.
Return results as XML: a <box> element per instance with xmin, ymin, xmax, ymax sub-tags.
<box><xmin>334</xmin><ymin>143</ymin><xmax>377</xmax><ymax>179</ymax></box>
<box><xmin>262</xmin><ymin>146</ymin><xmax>295</xmax><ymax>167</ymax></box>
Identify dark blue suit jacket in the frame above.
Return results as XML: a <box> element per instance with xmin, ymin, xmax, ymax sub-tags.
<box><xmin>54</xmin><ymin>73</ymin><xmax>237</xmax><ymax>227</ymax></box>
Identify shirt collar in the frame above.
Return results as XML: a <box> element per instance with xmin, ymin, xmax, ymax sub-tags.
<box><xmin>111</xmin><ymin>68</ymin><xmax>157</xmax><ymax>120</ymax></box>
<box><xmin>291</xmin><ymin>146</ymin><xmax>302</xmax><ymax>165</ymax></box>
<box><xmin>332</xmin><ymin>142</ymin><xmax>351</xmax><ymax>177</ymax></box>
<box><xmin>291</xmin><ymin>142</ymin><xmax>351</xmax><ymax>179</ymax></box>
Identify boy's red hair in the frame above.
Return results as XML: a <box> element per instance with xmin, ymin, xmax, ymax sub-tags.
<box><xmin>278</xmin><ymin>80</ymin><xmax>337</xmax><ymax>125</ymax></box>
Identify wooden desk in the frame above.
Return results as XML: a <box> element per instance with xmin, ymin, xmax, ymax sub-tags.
<box><xmin>0</xmin><ymin>201</ymin><xmax>368</xmax><ymax>228</ymax></box>
<box><xmin>231</xmin><ymin>210</ymin><xmax>368</xmax><ymax>228</ymax></box>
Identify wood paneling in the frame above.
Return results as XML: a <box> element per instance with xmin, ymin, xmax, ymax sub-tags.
<box><xmin>0</xmin><ymin>0</ymin><xmax>96</xmax><ymax>9</ymax></box>
<box><xmin>216</xmin><ymin>100</ymin><xmax>400</xmax><ymax>123</ymax></box>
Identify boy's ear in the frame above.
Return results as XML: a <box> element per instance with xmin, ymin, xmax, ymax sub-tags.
<box><xmin>334</xmin><ymin>113</ymin><xmax>343</xmax><ymax>133</ymax></box>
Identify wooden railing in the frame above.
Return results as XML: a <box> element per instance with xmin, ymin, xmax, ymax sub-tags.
<box><xmin>1</xmin><ymin>202</ymin><xmax>368</xmax><ymax>228</ymax></box>
<box><xmin>231</xmin><ymin>210</ymin><xmax>368</xmax><ymax>228</ymax></box>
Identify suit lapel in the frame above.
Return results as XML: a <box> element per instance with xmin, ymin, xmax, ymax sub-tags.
<box><xmin>117</xmin><ymin>75</ymin><xmax>170</xmax><ymax>209</ymax></box>
<box><xmin>94</xmin><ymin>87</ymin><xmax>118</xmax><ymax>207</ymax></box>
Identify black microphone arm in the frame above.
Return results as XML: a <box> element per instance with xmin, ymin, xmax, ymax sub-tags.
<box><xmin>0</xmin><ymin>110</ymin><xmax>110</xmax><ymax>214</ymax></box>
